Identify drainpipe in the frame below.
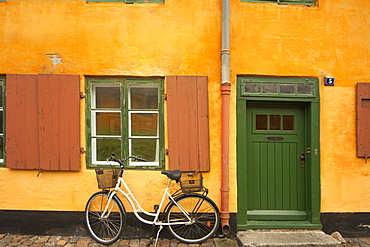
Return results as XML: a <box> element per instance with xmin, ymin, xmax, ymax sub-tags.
<box><xmin>220</xmin><ymin>0</ymin><xmax>231</xmax><ymax>236</ymax></box>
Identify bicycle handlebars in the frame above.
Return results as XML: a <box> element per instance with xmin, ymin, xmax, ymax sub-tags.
<box><xmin>107</xmin><ymin>153</ymin><xmax>147</xmax><ymax>168</ymax></box>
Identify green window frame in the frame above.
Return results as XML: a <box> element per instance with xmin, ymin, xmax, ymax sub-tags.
<box><xmin>87</xmin><ymin>0</ymin><xmax>164</xmax><ymax>3</ymax></box>
<box><xmin>241</xmin><ymin>0</ymin><xmax>315</xmax><ymax>6</ymax></box>
<box><xmin>0</xmin><ymin>76</ymin><xmax>4</xmax><ymax>166</ymax></box>
<box><xmin>86</xmin><ymin>77</ymin><xmax>164</xmax><ymax>169</ymax></box>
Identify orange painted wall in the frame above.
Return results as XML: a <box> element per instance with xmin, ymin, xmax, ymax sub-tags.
<box><xmin>230</xmin><ymin>0</ymin><xmax>370</xmax><ymax>212</ymax></box>
<box><xmin>0</xmin><ymin>0</ymin><xmax>370</xmax><ymax>215</ymax></box>
<box><xmin>0</xmin><ymin>0</ymin><xmax>227</xmax><ymax>212</ymax></box>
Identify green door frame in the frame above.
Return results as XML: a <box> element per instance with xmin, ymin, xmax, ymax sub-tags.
<box><xmin>236</xmin><ymin>77</ymin><xmax>321</xmax><ymax>229</ymax></box>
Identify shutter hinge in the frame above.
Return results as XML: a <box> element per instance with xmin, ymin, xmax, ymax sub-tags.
<box><xmin>164</xmin><ymin>94</ymin><xmax>167</xmax><ymax>100</ymax></box>
<box><xmin>165</xmin><ymin>149</ymin><xmax>169</xmax><ymax>155</ymax></box>
<box><xmin>80</xmin><ymin>92</ymin><xmax>86</xmax><ymax>98</ymax></box>
<box><xmin>80</xmin><ymin>147</ymin><xmax>86</xmax><ymax>154</ymax></box>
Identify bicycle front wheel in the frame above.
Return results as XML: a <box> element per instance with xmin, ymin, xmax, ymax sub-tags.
<box><xmin>85</xmin><ymin>191</ymin><xmax>125</xmax><ymax>245</ymax></box>
<box><xmin>166</xmin><ymin>194</ymin><xmax>220</xmax><ymax>244</ymax></box>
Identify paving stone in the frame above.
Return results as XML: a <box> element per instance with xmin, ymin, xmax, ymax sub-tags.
<box><xmin>117</xmin><ymin>239</ymin><xmax>130</xmax><ymax>247</ymax></box>
<box><xmin>69</xmin><ymin>236</ymin><xmax>80</xmax><ymax>243</ymax></box>
<box><xmin>35</xmin><ymin>236</ymin><xmax>50</xmax><ymax>243</ymax></box>
<box><xmin>0</xmin><ymin>234</ymin><xmax>7</xmax><ymax>240</ymax></box>
<box><xmin>0</xmin><ymin>235</ymin><xmax>14</xmax><ymax>243</ymax></box>
<box><xmin>48</xmin><ymin>236</ymin><xmax>61</xmax><ymax>243</ymax></box>
<box><xmin>29</xmin><ymin>244</ymin><xmax>44</xmax><ymax>247</ymax></box>
<box><xmin>130</xmin><ymin>239</ymin><xmax>140</xmax><ymax>247</ymax></box>
<box><xmin>169</xmin><ymin>239</ymin><xmax>179</xmax><ymax>247</ymax></box>
<box><xmin>76</xmin><ymin>238</ymin><xmax>91</xmax><ymax>247</ymax></box>
<box><xmin>56</xmin><ymin>239</ymin><xmax>68</xmax><ymax>245</ymax></box>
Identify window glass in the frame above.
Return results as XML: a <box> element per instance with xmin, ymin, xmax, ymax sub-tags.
<box><xmin>96</xmin><ymin>138</ymin><xmax>122</xmax><ymax>161</ymax></box>
<box><xmin>245</xmin><ymin>83</ymin><xmax>260</xmax><ymax>94</ymax></box>
<box><xmin>96</xmin><ymin>87</ymin><xmax>120</xmax><ymax>108</ymax></box>
<box><xmin>256</xmin><ymin>115</ymin><xmax>268</xmax><ymax>130</ymax></box>
<box><xmin>96</xmin><ymin>112</ymin><xmax>121</xmax><ymax>135</ymax></box>
<box><xmin>270</xmin><ymin>115</ymin><xmax>281</xmax><ymax>130</ymax></box>
<box><xmin>130</xmin><ymin>113</ymin><xmax>158</xmax><ymax>136</ymax></box>
<box><xmin>283</xmin><ymin>115</ymin><xmax>294</xmax><ymax>130</ymax></box>
<box><xmin>131</xmin><ymin>139</ymin><xmax>158</xmax><ymax>162</ymax></box>
<box><xmin>130</xmin><ymin>87</ymin><xmax>158</xmax><ymax>109</ymax></box>
<box><xmin>262</xmin><ymin>83</ymin><xmax>278</xmax><ymax>94</ymax></box>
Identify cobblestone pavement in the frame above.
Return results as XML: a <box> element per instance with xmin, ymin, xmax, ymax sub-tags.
<box><xmin>0</xmin><ymin>234</ymin><xmax>218</xmax><ymax>247</ymax></box>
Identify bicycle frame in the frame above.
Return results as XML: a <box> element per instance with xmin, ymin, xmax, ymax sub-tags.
<box><xmin>101</xmin><ymin>175</ymin><xmax>192</xmax><ymax>226</ymax></box>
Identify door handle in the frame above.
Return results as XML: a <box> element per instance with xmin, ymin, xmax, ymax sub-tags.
<box><xmin>300</xmin><ymin>152</ymin><xmax>305</xmax><ymax>168</ymax></box>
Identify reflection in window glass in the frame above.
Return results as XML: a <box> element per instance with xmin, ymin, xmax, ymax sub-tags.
<box><xmin>283</xmin><ymin>115</ymin><xmax>294</xmax><ymax>130</ymax></box>
<box><xmin>96</xmin><ymin>138</ymin><xmax>121</xmax><ymax>161</ymax></box>
<box><xmin>297</xmin><ymin>84</ymin><xmax>312</xmax><ymax>95</ymax></box>
<box><xmin>262</xmin><ymin>83</ymin><xmax>278</xmax><ymax>94</ymax></box>
<box><xmin>280</xmin><ymin>84</ymin><xmax>295</xmax><ymax>94</ymax></box>
<box><xmin>245</xmin><ymin>83</ymin><xmax>260</xmax><ymax>94</ymax></box>
<box><xmin>130</xmin><ymin>87</ymin><xmax>158</xmax><ymax>109</ymax></box>
<box><xmin>131</xmin><ymin>113</ymin><xmax>158</xmax><ymax>136</ymax></box>
<box><xmin>256</xmin><ymin>115</ymin><xmax>268</xmax><ymax>130</ymax></box>
<box><xmin>96</xmin><ymin>112</ymin><xmax>121</xmax><ymax>135</ymax></box>
<box><xmin>270</xmin><ymin>115</ymin><xmax>281</xmax><ymax>130</ymax></box>
<box><xmin>131</xmin><ymin>139</ymin><xmax>157</xmax><ymax>162</ymax></box>
<box><xmin>96</xmin><ymin>87</ymin><xmax>120</xmax><ymax>108</ymax></box>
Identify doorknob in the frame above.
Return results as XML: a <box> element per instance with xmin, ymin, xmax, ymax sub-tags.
<box><xmin>300</xmin><ymin>152</ymin><xmax>305</xmax><ymax>168</ymax></box>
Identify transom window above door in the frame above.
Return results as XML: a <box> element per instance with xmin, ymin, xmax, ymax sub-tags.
<box><xmin>239</xmin><ymin>77</ymin><xmax>318</xmax><ymax>99</ymax></box>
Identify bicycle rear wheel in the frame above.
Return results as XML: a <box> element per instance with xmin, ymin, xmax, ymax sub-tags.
<box><xmin>166</xmin><ymin>194</ymin><xmax>220</xmax><ymax>244</ymax></box>
<box><xmin>85</xmin><ymin>191</ymin><xmax>125</xmax><ymax>245</ymax></box>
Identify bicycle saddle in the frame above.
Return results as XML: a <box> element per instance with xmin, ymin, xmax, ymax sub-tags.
<box><xmin>161</xmin><ymin>170</ymin><xmax>182</xmax><ymax>182</ymax></box>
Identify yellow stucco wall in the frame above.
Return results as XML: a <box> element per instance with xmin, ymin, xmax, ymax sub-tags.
<box><xmin>231</xmin><ymin>0</ymin><xmax>370</xmax><ymax>212</ymax></box>
<box><xmin>0</xmin><ymin>0</ymin><xmax>370</xmax><ymax>214</ymax></box>
<box><xmin>0</xmin><ymin>0</ymin><xmax>229</xmax><ymax>212</ymax></box>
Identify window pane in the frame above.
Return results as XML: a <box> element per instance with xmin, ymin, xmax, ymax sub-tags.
<box><xmin>96</xmin><ymin>138</ymin><xmax>121</xmax><ymax>161</ymax></box>
<box><xmin>245</xmin><ymin>83</ymin><xmax>260</xmax><ymax>94</ymax></box>
<box><xmin>0</xmin><ymin>137</ymin><xmax>3</xmax><ymax>159</ymax></box>
<box><xmin>0</xmin><ymin>84</ymin><xmax>3</xmax><ymax>107</ymax></box>
<box><xmin>262</xmin><ymin>83</ymin><xmax>278</xmax><ymax>94</ymax></box>
<box><xmin>297</xmin><ymin>84</ymin><xmax>312</xmax><ymax>95</ymax></box>
<box><xmin>0</xmin><ymin>111</ymin><xmax>3</xmax><ymax>133</ymax></box>
<box><xmin>96</xmin><ymin>112</ymin><xmax>121</xmax><ymax>135</ymax></box>
<box><xmin>256</xmin><ymin>115</ymin><xmax>268</xmax><ymax>130</ymax></box>
<box><xmin>283</xmin><ymin>115</ymin><xmax>294</xmax><ymax>130</ymax></box>
<box><xmin>270</xmin><ymin>115</ymin><xmax>281</xmax><ymax>130</ymax></box>
<box><xmin>280</xmin><ymin>84</ymin><xmax>295</xmax><ymax>94</ymax></box>
<box><xmin>130</xmin><ymin>87</ymin><xmax>158</xmax><ymax>109</ymax></box>
<box><xmin>131</xmin><ymin>113</ymin><xmax>158</xmax><ymax>136</ymax></box>
<box><xmin>96</xmin><ymin>87</ymin><xmax>120</xmax><ymax>108</ymax></box>
<box><xmin>131</xmin><ymin>139</ymin><xmax>157</xmax><ymax>162</ymax></box>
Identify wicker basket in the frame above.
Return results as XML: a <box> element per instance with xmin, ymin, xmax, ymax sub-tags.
<box><xmin>180</xmin><ymin>172</ymin><xmax>203</xmax><ymax>193</ymax></box>
<box><xmin>95</xmin><ymin>168</ymin><xmax>121</xmax><ymax>189</ymax></box>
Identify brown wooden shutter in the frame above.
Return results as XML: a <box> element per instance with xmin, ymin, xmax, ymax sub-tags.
<box><xmin>6</xmin><ymin>74</ymin><xmax>80</xmax><ymax>171</ymax></box>
<box><xmin>357</xmin><ymin>83</ymin><xmax>370</xmax><ymax>158</ymax></box>
<box><xmin>166</xmin><ymin>76</ymin><xmax>210</xmax><ymax>172</ymax></box>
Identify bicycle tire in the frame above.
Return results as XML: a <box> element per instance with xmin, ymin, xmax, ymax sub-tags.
<box><xmin>85</xmin><ymin>191</ymin><xmax>125</xmax><ymax>245</ymax></box>
<box><xmin>165</xmin><ymin>194</ymin><xmax>220</xmax><ymax>244</ymax></box>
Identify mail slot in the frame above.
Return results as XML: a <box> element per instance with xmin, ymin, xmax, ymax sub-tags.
<box><xmin>266</xmin><ymin>136</ymin><xmax>284</xmax><ymax>141</ymax></box>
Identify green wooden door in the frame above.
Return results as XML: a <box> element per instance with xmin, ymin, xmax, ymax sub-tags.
<box><xmin>244</xmin><ymin>102</ymin><xmax>307</xmax><ymax>221</ymax></box>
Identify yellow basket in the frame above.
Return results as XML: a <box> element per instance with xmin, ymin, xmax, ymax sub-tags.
<box><xmin>95</xmin><ymin>168</ymin><xmax>121</xmax><ymax>189</ymax></box>
<box><xmin>180</xmin><ymin>173</ymin><xmax>203</xmax><ymax>193</ymax></box>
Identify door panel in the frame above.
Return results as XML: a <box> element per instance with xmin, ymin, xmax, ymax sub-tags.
<box><xmin>245</xmin><ymin>103</ymin><xmax>306</xmax><ymax>221</ymax></box>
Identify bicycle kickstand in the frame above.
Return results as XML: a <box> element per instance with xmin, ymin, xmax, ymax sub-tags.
<box><xmin>154</xmin><ymin>225</ymin><xmax>163</xmax><ymax>247</ymax></box>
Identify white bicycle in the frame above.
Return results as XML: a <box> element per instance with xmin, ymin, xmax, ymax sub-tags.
<box><xmin>85</xmin><ymin>154</ymin><xmax>220</xmax><ymax>245</ymax></box>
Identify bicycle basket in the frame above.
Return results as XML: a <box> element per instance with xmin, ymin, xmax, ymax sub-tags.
<box><xmin>180</xmin><ymin>172</ymin><xmax>203</xmax><ymax>193</ymax></box>
<box><xmin>95</xmin><ymin>168</ymin><xmax>121</xmax><ymax>189</ymax></box>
